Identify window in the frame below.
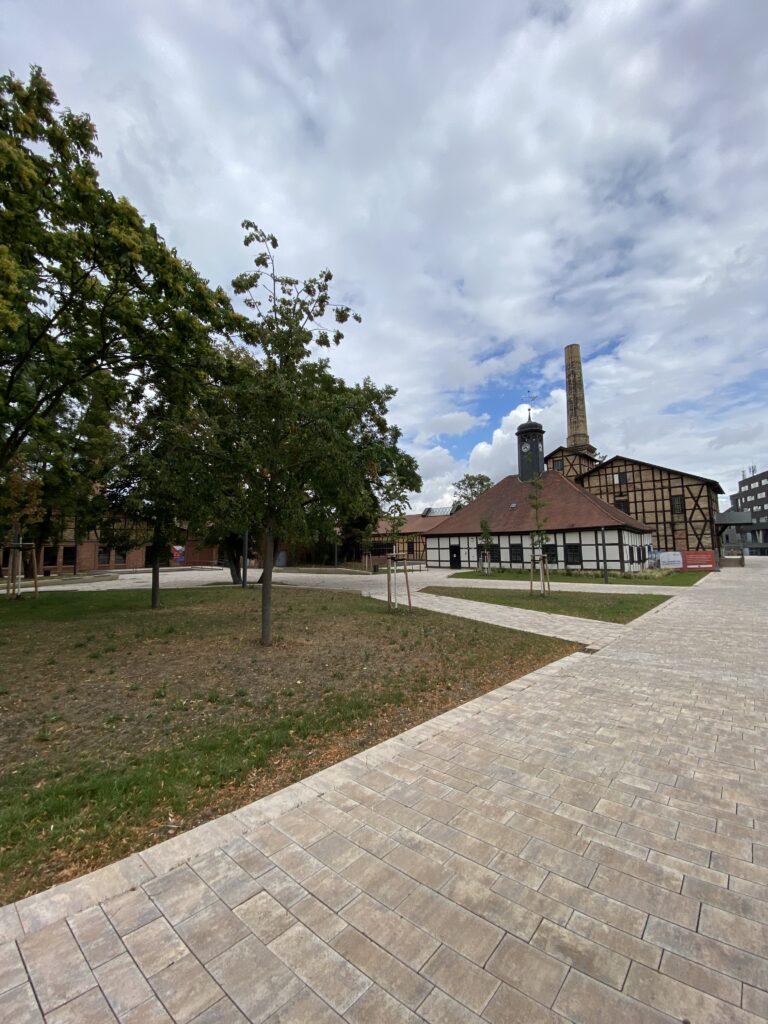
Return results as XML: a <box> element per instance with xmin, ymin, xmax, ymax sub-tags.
<box><xmin>564</xmin><ymin>544</ymin><xmax>582</xmax><ymax>566</ymax></box>
<box><xmin>629</xmin><ymin>546</ymin><xmax>635</xmax><ymax>564</ymax></box>
<box><xmin>114</xmin><ymin>550</ymin><xmax>126</xmax><ymax>566</ymax></box>
<box><xmin>406</xmin><ymin>540</ymin><xmax>415</xmax><ymax>556</ymax></box>
<box><xmin>671</xmin><ymin>494</ymin><xmax>685</xmax><ymax>515</ymax></box>
<box><xmin>614</xmin><ymin>471</ymin><xmax>627</xmax><ymax>486</ymax></box>
<box><xmin>509</xmin><ymin>544</ymin><xmax>524</xmax><ymax>563</ymax></box>
<box><xmin>98</xmin><ymin>546</ymin><xmax>111</xmax><ymax>565</ymax></box>
<box><xmin>43</xmin><ymin>546</ymin><xmax>58</xmax><ymax>566</ymax></box>
<box><xmin>62</xmin><ymin>546</ymin><xmax>76</xmax><ymax>566</ymax></box>
<box><xmin>543</xmin><ymin>543</ymin><xmax>558</xmax><ymax>564</ymax></box>
<box><xmin>614</xmin><ymin>500</ymin><xmax>629</xmax><ymax>514</ymax></box>
<box><xmin>479</xmin><ymin>543</ymin><xmax>500</xmax><ymax>563</ymax></box>
<box><xmin>553</xmin><ymin>459</ymin><xmax>564</xmax><ymax>472</ymax></box>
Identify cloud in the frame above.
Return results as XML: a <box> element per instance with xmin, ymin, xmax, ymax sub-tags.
<box><xmin>3</xmin><ymin>0</ymin><xmax>767</xmax><ymax>510</ymax></box>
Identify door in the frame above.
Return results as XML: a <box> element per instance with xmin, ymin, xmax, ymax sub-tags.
<box><xmin>449</xmin><ymin>545</ymin><xmax>461</xmax><ymax>568</ymax></box>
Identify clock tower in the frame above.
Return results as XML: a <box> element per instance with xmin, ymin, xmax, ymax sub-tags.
<box><xmin>516</xmin><ymin>413</ymin><xmax>545</xmax><ymax>482</ymax></box>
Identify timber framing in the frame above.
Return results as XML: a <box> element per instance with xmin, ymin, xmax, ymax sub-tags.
<box><xmin>576</xmin><ymin>455</ymin><xmax>723</xmax><ymax>553</ymax></box>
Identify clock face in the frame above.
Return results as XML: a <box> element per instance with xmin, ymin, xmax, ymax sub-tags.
<box><xmin>521</xmin><ymin>442</ymin><xmax>530</xmax><ymax>453</ymax></box>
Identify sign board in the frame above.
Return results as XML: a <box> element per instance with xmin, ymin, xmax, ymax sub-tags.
<box><xmin>658</xmin><ymin>551</ymin><xmax>683</xmax><ymax>569</ymax></box>
<box><xmin>682</xmin><ymin>550</ymin><xmax>716</xmax><ymax>570</ymax></box>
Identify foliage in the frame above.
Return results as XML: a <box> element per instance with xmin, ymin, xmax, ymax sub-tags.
<box><xmin>225</xmin><ymin>223</ymin><xmax>420</xmax><ymax>643</ymax></box>
<box><xmin>478</xmin><ymin>517</ymin><xmax>494</xmax><ymax>573</ymax></box>
<box><xmin>0</xmin><ymin>66</ymin><xmax>233</xmax><ymax>521</ymax></box>
<box><xmin>527</xmin><ymin>471</ymin><xmax>549</xmax><ymax>595</ymax></box>
<box><xmin>453</xmin><ymin>473</ymin><xmax>493</xmax><ymax>505</ymax></box>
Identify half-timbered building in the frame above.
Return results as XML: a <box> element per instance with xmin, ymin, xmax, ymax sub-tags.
<box><xmin>543</xmin><ymin>344</ymin><xmax>724</xmax><ymax>554</ymax></box>
<box><xmin>424</xmin><ymin>416</ymin><xmax>652</xmax><ymax>571</ymax></box>
<box><xmin>575</xmin><ymin>456</ymin><xmax>723</xmax><ymax>553</ymax></box>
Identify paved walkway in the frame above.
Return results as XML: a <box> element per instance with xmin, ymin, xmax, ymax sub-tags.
<box><xmin>2</xmin><ymin>565</ymin><xmax>767</xmax><ymax>1022</ymax></box>
<box><xmin>20</xmin><ymin>565</ymin><xmax>691</xmax><ymax>598</ymax></box>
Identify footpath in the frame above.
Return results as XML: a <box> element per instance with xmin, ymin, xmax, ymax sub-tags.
<box><xmin>1</xmin><ymin>564</ymin><xmax>767</xmax><ymax>1022</ymax></box>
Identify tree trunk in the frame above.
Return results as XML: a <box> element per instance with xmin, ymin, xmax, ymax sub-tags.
<box><xmin>223</xmin><ymin>534</ymin><xmax>241</xmax><ymax>584</ymax></box>
<box><xmin>151</xmin><ymin>523</ymin><xmax>162</xmax><ymax>609</ymax></box>
<box><xmin>151</xmin><ymin>554</ymin><xmax>161</xmax><ymax>609</ymax></box>
<box><xmin>260</xmin><ymin>528</ymin><xmax>274</xmax><ymax>646</ymax></box>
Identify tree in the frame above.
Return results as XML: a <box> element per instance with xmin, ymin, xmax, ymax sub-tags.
<box><xmin>453</xmin><ymin>473</ymin><xmax>493</xmax><ymax>506</ymax></box>
<box><xmin>96</xmin><ymin>386</ymin><xmax>222</xmax><ymax>609</ymax></box>
<box><xmin>226</xmin><ymin>224</ymin><xmax>420</xmax><ymax>644</ymax></box>
<box><xmin>478</xmin><ymin>517</ymin><xmax>494</xmax><ymax>574</ymax></box>
<box><xmin>528</xmin><ymin>473</ymin><xmax>549</xmax><ymax>596</ymax></box>
<box><xmin>0</xmin><ymin>67</ymin><xmax>234</xmax><ymax>486</ymax></box>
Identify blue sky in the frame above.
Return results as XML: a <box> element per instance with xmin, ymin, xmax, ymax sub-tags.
<box><xmin>3</xmin><ymin>0</ymin><xmax>767</xmax><ymax>507</ymax></box>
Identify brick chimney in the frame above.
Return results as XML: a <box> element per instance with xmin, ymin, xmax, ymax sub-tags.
<box><xmin>565</xmin><ymin>343</ymin><xmax>591</xmax><ymax>450</ymax></box>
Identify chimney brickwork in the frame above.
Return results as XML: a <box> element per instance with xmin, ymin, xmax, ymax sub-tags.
<box><xmin>565</xmin><ymin>343</ymin><xmax>591</xmax><ymax>450</ymax></box>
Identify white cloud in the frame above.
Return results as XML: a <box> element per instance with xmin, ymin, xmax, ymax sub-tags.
<box><xmin>3</xmin><ymin>0</ymin><xmax>767</xmax><ymax>510</ymax></box>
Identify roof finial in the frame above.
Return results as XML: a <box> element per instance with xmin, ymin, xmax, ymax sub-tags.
<box><xmin>526</xmin><ymin>388</ymin><xmax>537</xmax><ymax>422</ymax></box>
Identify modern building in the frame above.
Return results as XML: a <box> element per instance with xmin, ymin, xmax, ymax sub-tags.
<box><xmin>724</xmin><ymin>468</ymin><xmax>768</xmax><ymax>556</ymax></box>
<box><xmin>424</xmin><ymin>417</ymin><xmax>652</xmax><ymax>571</ymax></box>
<box><xmin>544</xmin><ymin>344</ymin><xmax>723</xmax><ymax>554</ymax></box>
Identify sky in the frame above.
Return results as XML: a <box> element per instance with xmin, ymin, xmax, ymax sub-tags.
<box><xmin>3</xmin><ymin>0</ymin><xmax>767</xmax><ymax>509</ymax></box>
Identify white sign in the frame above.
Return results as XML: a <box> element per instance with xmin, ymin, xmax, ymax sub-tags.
<box><xmin>658</xmin><ymin>551</ymin><xmax>683</xmax><ymax>568</ymax></box>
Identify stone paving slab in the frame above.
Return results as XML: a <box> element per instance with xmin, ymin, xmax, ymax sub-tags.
<box><xmin>1</xmin><ymin>564</ymin><xmax>766</xmax><ymax>1022</ymax></box>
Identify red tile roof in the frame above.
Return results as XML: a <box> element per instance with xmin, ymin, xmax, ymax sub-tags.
<box><xmin>372</xmin><ymin>513</ymin><xmax>450</xmax><ymax>537</ymax></box>
<box><xmin>423</xmin><ymin>473</ymin><xmax>651</xmax><ymax>534</ymax></box>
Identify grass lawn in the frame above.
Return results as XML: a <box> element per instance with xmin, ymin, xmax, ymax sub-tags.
<box><xmin>0</xmin><ymin>586</ymin><xmax>576</xmax><ymax>903</ymax></box>
<box><xmin>424</xmin><ymin>586</ymin><xmax>669</xmax><ymax>623</ymax></box>
<box><xmin>451</xmin><ymin>568</ymin><xmax>710</xmax><ymax>587</ymax></box>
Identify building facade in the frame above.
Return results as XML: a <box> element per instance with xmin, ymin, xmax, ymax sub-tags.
<box><xmin>575</xmin><ymin>456</ymin><xmax>722</xmax><ymax>553</ymax></box>
<box><xmin>727</xmin><ymin>468</ymin><xmax>768</xmax><ymax>555</ymax></box>
<box><xmin>425</xmin><ymin>418</ymin><xmax>653</xmax><ymax>572</ymax></box>
<box><xmin>543</xmin><ymin>344</ymin><xmax>723</xmax><ymax>554</ymax></box>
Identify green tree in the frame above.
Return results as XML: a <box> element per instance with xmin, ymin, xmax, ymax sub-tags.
<box><xmin>96</xmin><ymin>387</ymin><xmax>221</xmax><ymax>608</ymax></box>
<box><xmin>478</xmin><ymin>517</ymin><xmax>494</xmax><ymax>573</ymax></box>
<box><xmin>226</xmin><ymin>224</ymin><xmax>420</xmax><ymax>644</ymax></box>
<box><xmin>528</xmin><ymin>473</ymin><xmax>549</xmax><ymax>595</ymax></box>
<box><xmin>0</xmin><ymin>67</ymin><xmax>233</xmax><ymax>485</ymax></box>
<box><xmin>453</xmin><ymin>473</ymin><xmax>493</xmax><ymax>506</ymax></box>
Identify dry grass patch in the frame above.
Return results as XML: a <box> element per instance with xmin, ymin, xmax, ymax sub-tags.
<box><xmin>0</xmin><ymin>586</ymin><xmax>576</xmax><ymax>901</ymax></box>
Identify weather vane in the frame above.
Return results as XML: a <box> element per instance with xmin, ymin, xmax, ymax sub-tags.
<box><xmin>526</xmin><ymin>388</ymin><xmax>537</xmax><ymax>421</ymax></box>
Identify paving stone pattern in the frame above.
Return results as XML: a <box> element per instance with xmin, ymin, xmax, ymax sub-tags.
<box><xmin>1</xmin><ymin>564</ymin><xmax>767</xmax><ymax>1022</ymax></box>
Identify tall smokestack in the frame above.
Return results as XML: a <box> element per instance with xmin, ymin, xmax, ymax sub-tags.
<box><xmin>565</xmin><ymin>343</ymin><xmax>590</xmax><ymax>449</ymax></box>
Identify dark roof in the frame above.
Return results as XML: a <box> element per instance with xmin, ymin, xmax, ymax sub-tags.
<box><xmin>576</xmin><ymin>455</ymin><xmax>724</xmax><ymax>494</ymax></box>
<box><xmin>545</xmin><ymin>445</ymin><xmax>598</xmax><ymax>461</ymax></box>
<box><xmin>373</xmin><ymin>513</ymin><xmax>450</xmax><ymax>536</ymax></box>
<box><xmin>423</xmin><ymin>473</ymin><xmax>651</xmax><ymax>535</ymax></box>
